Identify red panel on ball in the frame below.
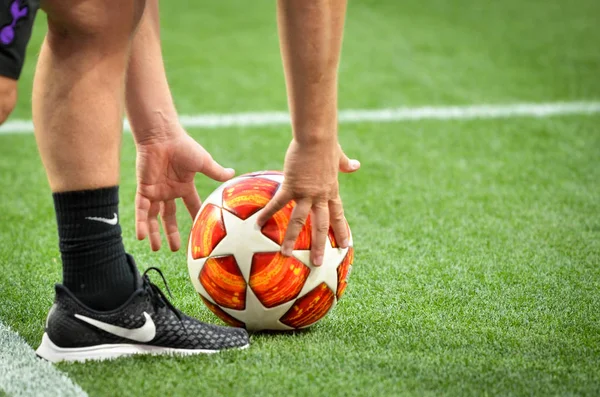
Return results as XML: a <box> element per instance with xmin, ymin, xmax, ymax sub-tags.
<box><xmin>223</xmin><ymin>177</ymin><xmax>279</xmax><ymax>220</ymax></box>
<box><xmin>199</xmin><ymin>256</ymin><xmax>246</xmax><ymax>310</ymax></box>
<box><xmin>328</xmin><ymin>220</ymin><xmax>351</xmax><ymax>248</ymax></box>
<box><xmin>200</xmin><ymin>295</ymin><xmax>245</xmax><ymax>328</ymax></box>
<box><xmin>261</xmin><ymin>201</ymin><xmax>294</xmax><ymax>246</ymax></box>
<box><xmin>328</xmin><ymin>227</ymin><xmax>338</xmax><ymax>248</ymax></box>
<box><xmin>337</xmin><ymin>247</ymin><xmax>354</xmax><ymax>299</ymax></box>
<box><xmin>249</xmin><ymin>252</ymin><xmax>310</xmax><ymax>308</ymax></box>
<box><xmin>280</xmin><ymin>283</ymin><xmax>335</xmax><ymax>328</ymax></box>
<box><xmin>261</xmin><ymin>201</ymin><xmax>312</xmax><ymax>250</ymax></box>
<box><xmin>190</xmin><ymin>204</ymin><xmax>226</xmax><ymax>259</ymax></box>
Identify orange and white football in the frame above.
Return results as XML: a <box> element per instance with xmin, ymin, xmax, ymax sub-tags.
<box><xmin>187</xmin><ymin>171</ymin><xmax>354</xmax><ymax>331</ymax></box>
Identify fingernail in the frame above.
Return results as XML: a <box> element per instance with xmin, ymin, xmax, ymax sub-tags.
<box><xmin>350</xmin><ymin>160</ymin><xmax>360</xmax><ymax>170</ymax></box>
<box><xmin>341</xmin><ymin>239</ymin><xmax>349</xmax><ymax>248</ymax></box>
<box><xmin>225</xmin><ymin>168</ymin><xmax>235</xmax><ymax>174</ymax></box>
<box><xmin>313</xmin><ymin>255</ymin><xmax>323</xmax><ymax>266</ymax></box>
<box><xmin>281</xmin><ymin>243</ymin><xmax>293</xmax><ymax>256</ymax></box>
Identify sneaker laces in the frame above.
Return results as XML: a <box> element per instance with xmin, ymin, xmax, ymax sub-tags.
<box><xmin>141</xmin><ymin>267</ymin><xmax>183</xmax><ymax>323</ymax></box>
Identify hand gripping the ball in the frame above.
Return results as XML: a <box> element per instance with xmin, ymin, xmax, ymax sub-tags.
<box><xmin>256</xmin><ymin>140</ymin><xmax>360</xmax><ymax>266</ymax></box>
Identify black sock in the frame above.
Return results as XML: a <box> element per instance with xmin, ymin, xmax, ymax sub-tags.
<box><xmin>53</xmin><ymin>186</ymin><xmax>137</xmax><ymax>310</ymax></box>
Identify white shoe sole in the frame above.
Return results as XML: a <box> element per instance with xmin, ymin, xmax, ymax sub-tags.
<box><xmin>36</xmin><ymin>333</ymin><xmax>249</xmax><ymax>363</ymax></box>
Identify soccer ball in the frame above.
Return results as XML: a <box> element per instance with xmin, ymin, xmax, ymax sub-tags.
<box><xmin>187</xmin><ymin>171</ymin><xmax>354</xmax><ymax>331</ymax></box>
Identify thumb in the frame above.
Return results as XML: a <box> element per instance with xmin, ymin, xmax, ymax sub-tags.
<box><xmin>339</xmin><ymin>151</ymin><xmax>361</xmax><ymax>173</ymax></box>
<box><xmin>199</xmin><ymin>155</ymin><xmax>235</xmax><ymax>182</ymax></box>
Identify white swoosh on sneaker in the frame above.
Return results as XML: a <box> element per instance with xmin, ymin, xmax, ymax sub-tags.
<box><xmin>85</xmin><ymin>213</ymin><xmax>118</xmax><ymax>225</ymax></box>
<box><xmin>74</xmin><ymin>312</ymin><xmax>156</xmax><ymax>343</ymax></box>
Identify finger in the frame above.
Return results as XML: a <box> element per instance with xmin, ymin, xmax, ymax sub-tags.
<box><xmin>135</xmin><ymin>193</ymin><xmax>151</xmax><ymax>241</ymax></box>
<box><xmin>182</xmin><ymin>191</ymin><xmax>202</xmax><ymax>220</ymax></box>
<box><xmin>339</xmin><ymin>150</ymin><xmax>361</xmax><ymax>173</ymax></box>
<box><xmin>148</xmin><ymin>201</ymin><xmax>162</xmax><ymax>251</ymax></box>
<box><xmin>199</xmin><ymin>154</ymin><xmax>235</xmax><ymax>182</ymax></box>
<box><xmin>256</xmin><ymin>188</ymin><xmax>293</xmax><ymax>227</ymax></box>
<box><xmin>329</xmin><ymin>197</ymin><xmax>349</xmax><ymax>249</ymax></box>
<box><xmin>160</xmin><ymin>200</ymin><xmax>180</xmax><ymax>252</ymax></box>
<box><xmin>309</xmin><ymin>202</ymin><xmax>329</xmax><ymax>266</ymax></box>
<box><xmin>281</xmin><ymin>199</ymin><xmax>311</xmax><ymax>257</ymax></box>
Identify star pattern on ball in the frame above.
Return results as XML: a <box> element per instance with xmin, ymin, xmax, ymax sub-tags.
<box><xmin>188</xmin><ymin>203</ymin><xmax>350</xmax><ymax>331</ymax></box>
<box><xmin>222</xmin><ymin>285</ymin><xmax>296</xmax><ymax>331</ymax></box>
<box><xmin>292</xmin><ymin>240</ymin><xmax>348</xmax><ymax>296</ymax></box>
<box><xmin>212</xmin><ymin>210</ymin><xmax>280</xmax><ymax>280</ymax></box>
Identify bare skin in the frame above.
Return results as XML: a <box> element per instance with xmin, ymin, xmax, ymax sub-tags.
<box><xmin>33</xmin><ymin>0</ymin><xmax>145</xmax><ymax>192</ymax></box>
<box><xmin>257</xmin><ymin>0</ymin><xmax>360</xmax><ymax>266</ymax></box>
<box><xmin>0</xmin><ymin>75</ymin><xmax>17</xmax><ymax>125</ymax></box>
<box><xmin>32</xmin><ymin>0</ymin><xmax>358</xmax><ymax>266</ymax></box>
<box><xmin>126</xmin><ymin>0</ymin><xmax>233</xmax><ymax>253</ymax></box>
<box><xmin>126</xmin><ymin>0</ymin><xmax>359</xmax><ymax>265</ymax></box>
<box><xmin>33</xmin><ymin>0</ymin><xmax>232</xmax><ymax>254</ymax></box>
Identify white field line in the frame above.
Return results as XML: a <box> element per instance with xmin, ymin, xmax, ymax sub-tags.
<box><xmin>1</xmin><ymin>101</ymin><xmax>599</xmax><ymax>135</ymax></box>
<box><xmin>0</xmin><ymin>321</ymin><xmax>87</xmax><ymax>397</ymax></box>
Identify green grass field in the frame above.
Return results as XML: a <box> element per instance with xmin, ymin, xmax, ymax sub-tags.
<box><xmin>1</xmin><ymin>0</ymin><xmax>600</xmax><ymax>396</ymax></box>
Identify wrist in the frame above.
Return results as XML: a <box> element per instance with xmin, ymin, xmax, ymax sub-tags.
<box><xmin>292</xmin><ymin>123</ymin><xmax>338</xmax><ymax>147</ymax></box>
<box><xmin>289</xmin><ymin>90</ymin><xmax>338</xmax><ymax>146</ymax></box>
<box><xmin>293</xmin><ymin>133</ymin><xmax>338</xmax><ymax>149</ymax></box>
<box><xmin>130</xmin><ymin>111</ymin><xmax>183</xmax><ymax>146</ymax></box>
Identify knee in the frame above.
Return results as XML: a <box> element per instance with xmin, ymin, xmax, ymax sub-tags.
<box><xmin>0</xmin><ymin>77</ymin><xmax>17</xmax><ymax>126</ymax></box>
<box><xmin>42</xmin><ymin>0</ymin><xmax>145</xmax><ymax>42</ymax></box>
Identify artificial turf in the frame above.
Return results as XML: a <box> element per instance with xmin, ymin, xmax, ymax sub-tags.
<box><xmin>1</xmin><ymin>0</ymin><xmax>599</xmax><ymax>396</ymax></box>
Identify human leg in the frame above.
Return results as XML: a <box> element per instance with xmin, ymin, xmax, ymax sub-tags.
<box><xmin>33</xmin><ymin>0</ymin><xmax>249</xmax><ymax>361</ymax></box>
<box><xmin>32</xmin><ymin>0</ymin><xmax>145</xmax><ymax>309</ymax></box>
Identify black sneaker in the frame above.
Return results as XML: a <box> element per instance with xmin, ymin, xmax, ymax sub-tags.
<box><xmin>36</xmin><ymin>255</ymin><xmax>249</xmax><ymax>362</ymax></box>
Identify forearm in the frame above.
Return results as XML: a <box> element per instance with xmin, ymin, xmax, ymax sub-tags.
<box><xmin>277</xmin><ymin>0</ymin><xmax>347</xmax><ymax>145</ymax></box>
<box><xmin>126</xmin><ymin>0</ymin><xmax>178</xmax><ymax>144</ymax></box>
